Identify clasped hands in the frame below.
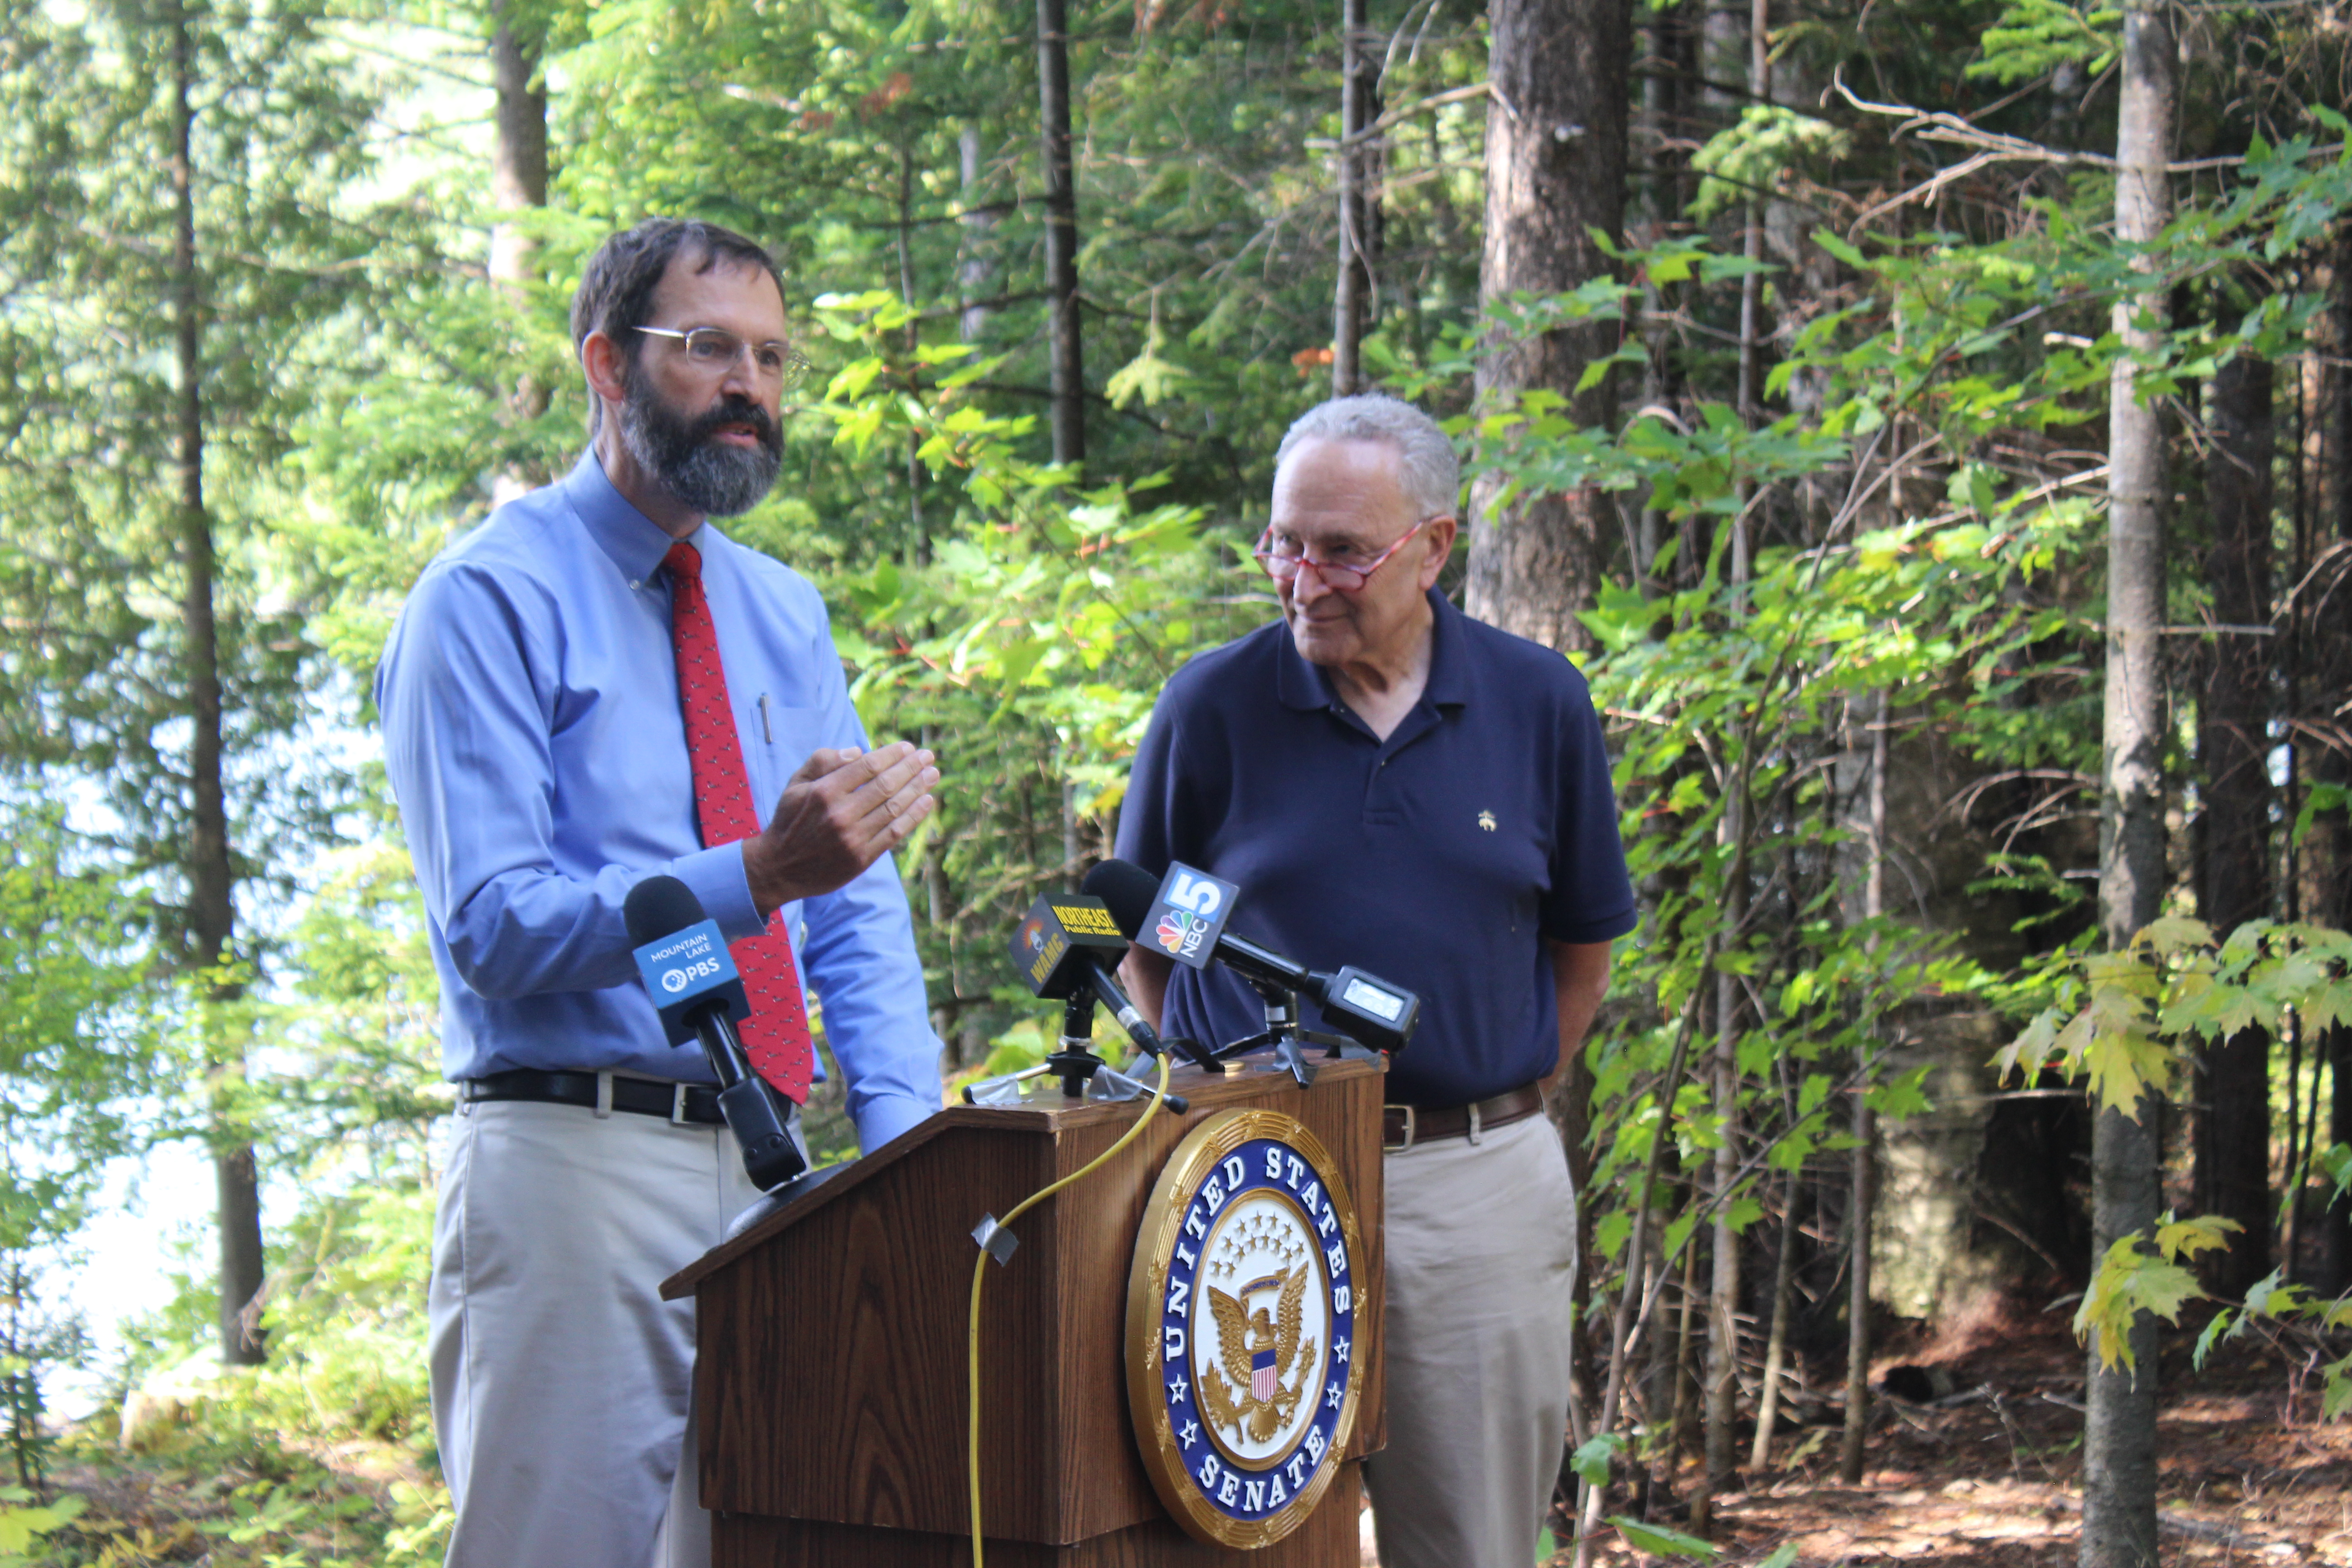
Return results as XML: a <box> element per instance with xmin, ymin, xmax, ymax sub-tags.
<box><xmin>742</xmin><ymin>741</ymin><xmax>940</xmax><ymax>916</ymax></box>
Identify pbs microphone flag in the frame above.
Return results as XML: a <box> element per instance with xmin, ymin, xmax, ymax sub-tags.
<box><xmin>631</xmin><ymin>918</ymin><xmax>750</xmax><ymax>1045</ymax></box>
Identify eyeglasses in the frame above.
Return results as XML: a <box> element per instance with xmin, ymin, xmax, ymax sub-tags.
<box><xmin>1252</xmin><ymin>517</ymin><xmax>1432</xmax><ymax>593</ymax></box>
<box><xmin>634</xmin><ymin>325</ymin><xmax>809</xmax><ymax>390</ymax></box>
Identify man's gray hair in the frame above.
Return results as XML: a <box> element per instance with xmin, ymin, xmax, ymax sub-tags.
<box><xmin>1273</xmin><ymin>394</ymin><xmax>1460</xmax><ymax>521</ymax></box>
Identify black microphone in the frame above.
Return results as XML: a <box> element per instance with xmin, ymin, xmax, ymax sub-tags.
<box><xmin>1007</xmin><ymin>893</ymin><xmax>1219</xmax><ymax>1071</ymax></box>
<box><xmin>1082</xmin><ymin>858</ymin><xmax>1421</xmax><ymax>1056</ymax></box>
<box><xmin>624</xmin><ymin>875</ymin><xmax>810</xmax><ymax>1191</ymax></box>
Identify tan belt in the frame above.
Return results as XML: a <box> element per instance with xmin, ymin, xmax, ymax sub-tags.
<box><xmin>1382</xmin><ymin>1083</ymin><xmax>1545</xmax><ymax>1152</ymax></box>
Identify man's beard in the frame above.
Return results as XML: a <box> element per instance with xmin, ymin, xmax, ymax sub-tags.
<box><xmin>617</xmin><ymin>374</ymin><xmax>783</xmax><ymax>519</ymax></box>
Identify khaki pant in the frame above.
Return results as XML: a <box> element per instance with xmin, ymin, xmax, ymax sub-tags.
<box><xmin>1363</xmin><ymin>1111</ymin><xmax>1578</xmax><ymax>1568</ymax></box>
<box><xmin>430</xmin><ymin>1094</ymin><xmax>762</xmax><ymax>1568</ymax></box>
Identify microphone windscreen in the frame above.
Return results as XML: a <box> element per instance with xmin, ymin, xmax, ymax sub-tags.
<box><xmin>624</xmin><ymin>873</ymin><xmax>710</xmax><ymax>948</ymax></box>
<box><xmin>1081</xmin><ymin>858</ymin><xmax>1163</xmax><ymax>941</ymax></box>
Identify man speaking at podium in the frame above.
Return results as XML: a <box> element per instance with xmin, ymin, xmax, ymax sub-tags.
<box><xmin>1114</xmin><ymin>395</ymin><xmax>1636</xmax><ymax>1568</ymax></box>
<box><xmin>377</xmin><ymin>219</ymin><xmax>942</xmax><ymax>1568</ymax></box>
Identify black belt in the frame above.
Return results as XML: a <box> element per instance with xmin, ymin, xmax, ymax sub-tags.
<box><xmin>460</xmin><ymin>1068</ymin><xmax>726</xmax><ymax>1127</ymax></box>
<box><xmin>1382</xmin><ymin>1083</ymin><xmax>1546</xmax><ymax>1152</ymax></box>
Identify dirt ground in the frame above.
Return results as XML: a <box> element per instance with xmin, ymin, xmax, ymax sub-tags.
<box><xmin>1368</xmin><ymin>1292</ymin><xmax>2352</xmax><ymax>1565</ymax></box>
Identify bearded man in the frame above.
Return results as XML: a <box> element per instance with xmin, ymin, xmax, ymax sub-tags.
<box><xmin>376</xmin><ymin>219</ymin><xmax>943</xmax><ymax>1568</ymax></box>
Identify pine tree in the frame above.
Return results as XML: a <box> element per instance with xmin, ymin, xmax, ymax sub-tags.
<box><xmin>0</xmin><ymin>0</ymin><xmax>384</xmax><ymax>1364</ymax></box>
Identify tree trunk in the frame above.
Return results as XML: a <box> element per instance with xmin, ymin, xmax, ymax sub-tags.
<box><xmin>2194</xmin><ymin>350</ymin><xmax>2274</xmax><ymax>1299</ymax></box>
<box><xmin>1331</xmin><ymin>0</ymin><xmax>1375</xmax><ymax>396</ymax></box>
<box><xmin>1748</xmin><ymin>1164</ymin><xmax>1801</xmax><ymax>1472</ymax></box>
<box><xmin>1036</xmin><ymin>0</ymin><xmax>1085</xmax><ymax>470</ymax></box>
<box><xmin>1698</xmin><ymin>5</ymin><xmax>1769</xmax><ymax>1507</ymax></box>
<box><xmin>489</xmin><ymin>0</ymin><xmax>548</xmax><ymax>505</ymax></box>
<box><xmin>171</xmin><ymin>0</ymin><xmax>265</xmax><ymax>1368</ymax></box>
<box><xmin>2083</xmin><ymin>0</ymin><xmax>2172</xmax><ymax>1558</ymax></box>
<box><xmin>1842</xmin><ymin>687</ymin><xmax>1887</xmax><ymax>1483</ymax></box>
<box><xmin>1465</xmin><ymin>0</ymin><xmax>1631</xmax><ymax>652</ymax></box>
<box><xmin>1671</xmin><ymin>1229</ymin><xmax>1701</xmax><ymax>1461</ymax></box>
<box><xmin>2308</xmin><ymin>225</ymin><xmax>2352</xmax><ymax>1293</ymax></box>
<box><xmin>488</xmin><ymin>0</ymin><xmax>546</xmax><ymax>291</ymax></box>
<box><xmin>1695</xmin><ymin>893</ymin><xmax>1743</xmax><ymax>1532</ymax></box>
<box><xmin>960</xmin><ymin>124</ymin><xmax>996</xmax><ymax>343</ymax></box>
<box><xmin>1731</xmin><ymin>0</ymin><xmax>1768</xmax><ymax>591</ymax></box>
<box><xmin>1632</xmin><ymin>4</ymin><xmax>1678</xmax><ymax>592</ymax></box>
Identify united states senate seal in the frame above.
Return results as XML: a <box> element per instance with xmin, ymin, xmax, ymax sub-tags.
<box><xmin>1125</xmin><ymin>1109</ymin><xmax>1365</xmax><ymax>1548</ymax></box>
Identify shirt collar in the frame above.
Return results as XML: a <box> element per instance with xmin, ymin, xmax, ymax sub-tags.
<box><xmin>1274</xmin><ymin>587</ymin><xmax>1470</xmax><ymax>712</ymax></box>
<box><xmin>560</xmin><ymin>448</ymin><xmax>700</xmax><ymax>584</ymax></box>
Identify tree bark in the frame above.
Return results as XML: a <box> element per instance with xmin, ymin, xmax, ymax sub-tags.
<box><xmin>2084</xmin><ymin>0</ymin><xmax>2172</xmax><ymax>1558</ymax></box>
<box><xmin>2308</xmin><ymin>226</ymin><xmax>2352</xmax><ymax>1293</ymax></box>
<box><xmin>488</xmin><ymin>0</ymin><xmax>546</xmax><ymax>292</ymax></box>
<box><xmin>489</xmin><ymin>0</ymin><xmax>548</xmax><ymax>505</ymax></box>
<box><xmin>1731</xmin><ymin>0</ymin><xmax>1769</xmax><ymax>593</ymax></box>
<box><xmin>1695</xmin><ymin>882</ymin><xmax>1743</xmax><ymax>1531</ymax></box>
<box><xmin>1331</xmin><ymin>0</ymin><xmax>1375</xmax><ymax>396</ymax></box>
<box><xmin>1842</xmin><ymin>687</ymin><xmax>1887</xmax><ymax>1484</ymax></box>
<box><xmin>2194</xmin><ymin>351</ymin><xmax>2274</xmax><ymax>1299</ymax></box>
<box><xmin>1465</xmin><ymin>0</ymin><xmax>1631</xmax><ymax>652</ymax></box>
<box><xmin>171</xmin><ymin>0</ymin><xmax>265</xmax><ymax>1368</ymax></box>
<box><xmin>1631</xmin><ymin>5</ymin><xmax>1679</xmax><ymax>592</ymax></box>
<box><xmin>1036</xmin><ymin>0</ymin><xmax>1085</xmax><ymax>470</ymax></box>
<box><xmin>1748</xmin><ymin>1164</ymin><xmax>1801</xmax><ymax>1473</ymax></box>
<box><xmin>960</xmin><ymin>124</ymin><xmax>996</xmax><ymax>343</ymax></box>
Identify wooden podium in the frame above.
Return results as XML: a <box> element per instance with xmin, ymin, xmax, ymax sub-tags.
<box><xmin>661</xmin><ymin>1052</ymin><xmax>1387</xmax><ymax>1567</ymax></box>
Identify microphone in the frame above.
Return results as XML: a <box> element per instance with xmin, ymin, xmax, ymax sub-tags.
<box><xmin>624</xmin><ymin>875</ymin><xmax>809</xmax><ymax>1191</ymax></box>
<box><xmin>1009</xmin><ymin>892</ymin><xmax>1216</xmax><ymax>1070</ymax></box>
<box><xmin>1081</xmin><ymin>858</ymin><xmax>1421</xmax><ymax>1056</ymax></box>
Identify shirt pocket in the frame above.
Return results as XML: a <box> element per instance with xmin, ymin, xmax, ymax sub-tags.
<box><xmin>745</xmin><ymin>698</ymin><xmax>829</xmax><ymax>819</ymax></box>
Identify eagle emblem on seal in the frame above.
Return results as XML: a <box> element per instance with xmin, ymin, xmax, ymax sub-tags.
<box><xmin>1199</xmin><ymin>1266</ymin><xmax>1317</xmax><ymax>1443</ymax></box>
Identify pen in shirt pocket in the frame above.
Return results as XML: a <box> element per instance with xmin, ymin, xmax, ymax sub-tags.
<box><xmin>757</xmin><ymin>693</ymin><xmax>774</xmax><ymax>744</ymax></box>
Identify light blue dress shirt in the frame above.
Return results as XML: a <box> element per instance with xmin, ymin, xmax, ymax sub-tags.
<box><xmin>375</xmin><ymin>450</ymin><xmax>941</xmax><ymax>1150</ymax></box>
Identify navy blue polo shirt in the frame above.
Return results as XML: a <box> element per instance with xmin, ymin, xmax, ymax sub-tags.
<box><xmin>1115</xmin><ymin>588</ymin><xmax>1637</xmax><ymax>1109</ymax></box>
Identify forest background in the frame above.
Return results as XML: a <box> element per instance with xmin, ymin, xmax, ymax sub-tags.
<box><xmin>0</xmin><ymin>0</ymin><xmax>2350</xmax><ymax>1560</ymax></box>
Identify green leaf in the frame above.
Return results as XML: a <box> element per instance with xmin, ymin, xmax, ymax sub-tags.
<box><xmin>1609</xmin><ymin>1516</ymin><xmax>1720</xmax><ymax>1558</ymax></box>
<box><xmin>2193</xmin><ymin>1308</ymin><xmax>2234</xmax><ymax>1369</ymax></box>
<box><xmin>2324</xmin><ymin>1353</ymin><xmax>2352</xmax><ymax>1421</ymax></box>
<box><xmin>2075</xmin><ymin>1235</ymin><xmax>2207</xmax><ymax>1371</ymax></box>
<box><xmin>2153</xmin><ymin>1212</ymin><xmax>2240</xmax><ymax>1261</ymax></box>
<box><xmin>1571</xmin><ymin>1432</ymin><xmax>1624</xmax><ymax>1487</ymax></box>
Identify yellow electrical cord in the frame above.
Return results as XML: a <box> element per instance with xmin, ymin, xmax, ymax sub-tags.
<box><xmin>967</xmin><ymin>1049</ymin><xmax>1173</xmax><ymax>1568</ymax></box>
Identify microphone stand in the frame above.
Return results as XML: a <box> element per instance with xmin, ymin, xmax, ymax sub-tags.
<box><xmin>964</xmin><ymin>981</ymin><xmax>1191</xmax><ymax>1113</ymax></box>
<box><xmin>1206</xmin><ymin>980</ymin><xmax>1381</xmax><ymax>1089</ymax></box>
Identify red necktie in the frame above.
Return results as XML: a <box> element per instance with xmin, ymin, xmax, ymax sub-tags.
<box><xmin>664</xmin><ymin>540</ymin><xmax>813</xmax><ymax>1102</ymax></box>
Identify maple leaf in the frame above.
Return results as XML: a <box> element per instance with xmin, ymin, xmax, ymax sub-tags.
<box><xmin>1994</xmin><ymin>1007</ymin><xmax>2064</xmax><ymax>1081</ymax></box>
<box><xmin>2154</xmin><ymin>1212</ymin><xmax>2240</xmax><ymax>1260</ymax></box>
<box><xmin>2156</xmin><ymin>969</ymin><xmax>2225</xmax><ymax>1038</ymax></box>
<box><xmin>2302</xmin><ymin>980</ymin><xmax>2352</xmax><ymax>1034</ymax></box>
<box><xmin>2080</xmin><ymin>1015</ymin><xmax>2168</xmax><ymax>1115</ymax></box>
<box><xmin>2076</xmin><ymin>1235</ymin><xmax>2206</xmax><ymax>1372</ymax></box>
<box><xmin>2323</xmin><ymin>1354</ymin><xmax>2352</xmax><ymax>1421</ymax></box>
<box><xmin>2137</xmin><ymin>915</ymin><xmax>2213</xmax><ymax>956</ymax></box>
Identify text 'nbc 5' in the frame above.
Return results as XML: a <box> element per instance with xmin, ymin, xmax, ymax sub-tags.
<box><xmin>1148</xmin><ymin>862</ymin><xmax>1240</xmax><ymax>971</ymax></box>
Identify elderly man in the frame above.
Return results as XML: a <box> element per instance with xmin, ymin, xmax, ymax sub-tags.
<box><xmin>1115</xmin><ymin>394</ymin><xmax>1635</xmax><ymax>1568</ymax></box>
<box><xmin>377</xmin><ymin>218</ymin><xmax>942</xmax><ymax>1568</ymax></box>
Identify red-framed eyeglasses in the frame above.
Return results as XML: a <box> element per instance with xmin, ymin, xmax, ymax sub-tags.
<box><xmin>1251</xmin><ymin>517</ymin><xmax>1431</xmax><ymax>593</ymax></box>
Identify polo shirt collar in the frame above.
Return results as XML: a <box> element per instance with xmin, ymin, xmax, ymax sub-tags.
<box><xmin>1273</xmin><ymin>588</ymin><xmax>1471</xmax><ymax>713</ymax></box>
<box><xmin>561</xmin><ymin>448</ymin><xmax>702</xmax><ymax>584</ymax></box>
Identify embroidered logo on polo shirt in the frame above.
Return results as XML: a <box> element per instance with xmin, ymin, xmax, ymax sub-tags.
<box><xmin>1478</xmin><ymin>810</ymin><xmax>1498</xmax><ymax>831</ymax></box>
